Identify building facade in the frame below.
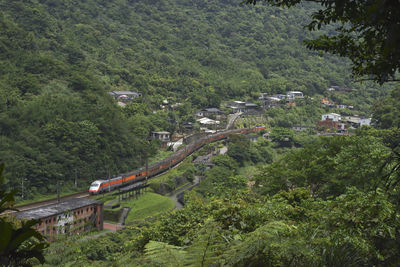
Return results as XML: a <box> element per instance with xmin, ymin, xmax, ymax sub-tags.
<box><xmin>151</xmin><ymin>131</ymin><xmax>171</xmax><ymax>142</ymax></box>
<box><xmin>321</xmin><ymin>113</ymin><xmax>341</xmax><ymax>122</ymax></box>
<box><xmin>15</xmin><ymin>198</ymin><xmax>103</xmax><ymax>240</ymax></box>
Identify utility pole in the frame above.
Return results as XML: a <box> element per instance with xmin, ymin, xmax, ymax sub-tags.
<box><xmin>108</xmin><ymin>170</ymin><xmax>111</xmax><ymax>192</ymax></box>
<box><xmin>57</xmin><ymin>179</ymin><xmax>60</xmax><ymax>203</ymax></box>
<box><xmin>145</xmin><ymin>157</ymin><xmax>148</xmax><ymax>181</ymax></box>
<box><xmin>21</xmin><ymin>177</ymin><xmax>24</xmax><ymax>200</ymax></box>
<box><xmin>74</xmin><ymin>169</ymin><xmax>77</xmax><ymax>187</ymax></box>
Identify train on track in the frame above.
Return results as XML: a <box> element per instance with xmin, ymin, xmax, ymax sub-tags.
<box><xmin>89</xmin><ymin>126</ymin><xmax>266</xmax><ymax>194</ymax></box>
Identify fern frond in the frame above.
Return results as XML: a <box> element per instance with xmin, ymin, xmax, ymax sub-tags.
<box><xmin>145</xmin><ymin>240</ymin><xmax>186</xmax><ymax>267</ymax></box>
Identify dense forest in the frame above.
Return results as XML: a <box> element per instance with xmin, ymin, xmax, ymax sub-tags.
<box><xmin>0</xmin><ymin>0</ymin><xmax>392</xmax><ymax>197</ymax></box>
<box><xmin>1</xmin><ymin>0</ymin><xmax>400</xmax><ymax>266</ymax></box>
<box><xmin>40</xmin><ymin>125</ymin><xmax>400</xmax><ymax>266</ymax></box>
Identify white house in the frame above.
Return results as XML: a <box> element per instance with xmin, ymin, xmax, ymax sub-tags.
<box><xmin>197</xmin><ymin>117</ymin><xmax>220</xmax><ymax>125</ymax></box>
<box><xmin>321</xmin><ymin>113</ymin><xmax>341</xmax><ymax>122</ymax></box>
<box><xmin>360</xmin><ymin>118</ymin><xmax>371</xmax><ymax>126</ymax></box>
<box><xmin>286</xmin><ymin>91</ymin><xmax>304</xmax><ymax>100</ymax></box>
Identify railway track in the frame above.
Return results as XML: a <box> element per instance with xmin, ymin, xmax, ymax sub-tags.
<box><xmin>2</xmin><ymin>148</ymin><xmax>189</xmax><ymax>216</ymax></box>
<box><xmin>5</xmin><ymin>125</ymin><xmax>263</xmax><ymax>216</ymax></box>
<box><xmin>3</xmin><ymin>160</ymin><xmax>186</xmax><ymax>216</ymax></box>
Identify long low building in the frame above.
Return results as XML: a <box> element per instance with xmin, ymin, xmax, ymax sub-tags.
<box><xmin>15</xmin><ymin>198</ymin><xmax>103</xmax><ymax>239</ymax></box>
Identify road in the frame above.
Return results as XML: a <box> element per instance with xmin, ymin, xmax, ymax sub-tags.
<box><xmin>225</xmin><ymin>112</ymin><xmax>242</xmax><ymax>130</ymax></box>
<box><xmin>168</xmin><ymin>176</ymin><xmax>201</xmax><ymax>210</ymax></box>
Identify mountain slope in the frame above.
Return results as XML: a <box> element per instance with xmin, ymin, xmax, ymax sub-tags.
<box><xmin>0</xmin><ymin>0</ymin><xmax>390</xmax><ymax>196</ymax></box>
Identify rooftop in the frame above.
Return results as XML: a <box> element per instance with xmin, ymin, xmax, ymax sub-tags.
<box><xmin>152</xmin><ymin>131</ymin><xmax>170</xmax><ymax>135</ymax></box>
<box><xmin>245</xmin><ymin>102</ymin><xmax>258</xmax><ymax>107</ymax></box>
<box><xmin>108</xmin><ymin>91</ymin><xmax>141</xmax><ymax>96</ymax></box>
<box><xmin>204</xmin><ymin>108</ymin><xmax>222</xmax><ymax>113</ymax></box>
<box><xmin>197</xmin><ymin>117</ymin><xmax>220</xmax><ymax>125</ymax></box>
<box><xmin>324</xmin><ymin>113</ymin><xmax>341</xmax><ymax>116</ymax></box>
<box><xmin>15</xmin><ymin>198</ymin><xmax>102</xmax><ymax>220</ymax></box>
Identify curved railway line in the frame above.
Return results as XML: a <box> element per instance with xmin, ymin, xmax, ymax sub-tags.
<box><xmin>6</xmin><ymin>126</ymin><xmax>265</xmax><ymax>215</ymax></box>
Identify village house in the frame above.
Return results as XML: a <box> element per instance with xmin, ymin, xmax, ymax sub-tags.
<box><xmin>181</xmin><ymin>121</ymin><xmax>194</xmax><ymax>133</ymax></box>
<box><xmin>321</xmin><ymin>98</ymin><xmax>353</xmax><ymax>109</ymax></box>
<box><xmin>286</xmin><ymin>91</ymin><xmax>304</xmax><ymax>100</ymax></box>
<box><xmin>195</xmin><ymin>108</ymin><xmax>224</xmax><ymax>118</ymax></box>
<box><xmin>292</xmin><ymin>125</ymin><xmax>314</xmax><ymax>132</ymax></box>
<box><xmin>197</xmin><ymin>117</ymin><xmax>220</xmax><ymax>126</ymax></box>
<box><xmin>259</xmin><ymin>93</ymin><xmax>269</xmax><ymax>100</ymax></box>
<box><xmin>15</xmin><ymin>198</ymin><xmax>103</xmax><ymax>240</ymax></box>
<box><xmin>245</xmin><ymin>102</ymin><xmax>259</xmax><ymax>112</ymax></box>
<box><xmin>261</xmin><ymin>96</ymin><xmax>282</xmax><ymax>108</ymax></box>
<box><xmin>317</xmin><ymin>113</ymin><xmax>346</xmax><ymax>132</ymax></box>
<box><xmin>321</xmin><ymin>113</ymin><xmax>341</xmax><ymax>122</ymax></box>
<box><xmin>108</xmin><ymin>91</ymin><xmax>142</xmax><ymax>102</ymax></box>
<box><xmin>342</xmin><ymin>116</ymin><xmax>372</xmax><ymax>128</ymax></box>
<box><xmin>273</xmin><ymin>94</ymin><xmax>287</xmax><ymax>100</ymax></box>
<box><xmin>228</xmin><ymin>101</ymin><xmax>259</xmax><ymax>113</ymax></box>
<box><xmin>151</xmin><ymin>131</ymin><xmax>171</xmax><ymax>142</ymax></box>
<box><xmin>228</xmin><ymin>101</ymin><xmax>246</xmax><ymax>113</ymax></box>
<box><xmin>259</xmin><ymin>93</ymin><xmax>285</xmax><ymax>109</ymax></box>
<box><xmin>317</xmin><ymin>120</ymin><xmax>346</xmax><ymax>132</ymax></box>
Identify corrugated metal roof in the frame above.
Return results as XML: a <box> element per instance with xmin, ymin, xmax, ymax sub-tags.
<box><xmin>15</xmin><ymin>198</ymin><xmax>102</xmax><ymax>220</ymax></box>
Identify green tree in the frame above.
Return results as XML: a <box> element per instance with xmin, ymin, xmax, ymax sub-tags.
<box><xmin>255</xmin><ymin>135</ymin><xmax>391</xmax><ymax>197</ymax></box>
<box><xmin>246</xmin><ymin>0</ymin><xmax>400</xmax><ymax>83</ymax></box>
<box><xmin>0</xmin><ymin>163</ymin><xmax>47</xmax><ymax>266</ymax></box>
<box><xmin>373</xmin><ymin>87</ymin><xmax>400</xmax><ymax>128</ymax></box>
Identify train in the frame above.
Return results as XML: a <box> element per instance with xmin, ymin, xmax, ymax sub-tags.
<box><xmin>88</xmin><ymin>126</ymin><xmax>266</xmax><ymax>194</ymax></box>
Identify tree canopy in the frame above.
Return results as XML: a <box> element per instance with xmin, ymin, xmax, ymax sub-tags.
<box><xmin>245</xmin><ymin>0</ymin><xmax>400</xmax><ymax>84</ymax></box>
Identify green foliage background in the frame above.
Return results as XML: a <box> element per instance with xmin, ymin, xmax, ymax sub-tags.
<box><xmin>0</xmin><ymin>0</ymin><xmax>392</xmax><ymax>196</ymax></box>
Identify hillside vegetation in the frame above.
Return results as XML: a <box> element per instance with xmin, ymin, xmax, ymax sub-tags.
<box><xmin>0</xmin><ymin>0</ymin><xmax>390</xmax><ymax>197</ymax></box>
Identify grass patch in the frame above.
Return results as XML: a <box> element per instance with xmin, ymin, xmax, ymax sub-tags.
<box><xmin>148</xmin><ymin>149</ymin><xmax>174</xmax><ymax>165</ymax></box>
<box><xmin>90</xmin><ymin>191</ymin><xmax>120</xmax><ymax>203</ymax></box>
<box><xmin>120</xmin><ymin>192</ymin><xmax>175</xmax><ymax>223</ymax></box>
<box><xmin>238</xmin><ymin>165</ymin><xmax>259</xmax><ymax>180</ymax></box>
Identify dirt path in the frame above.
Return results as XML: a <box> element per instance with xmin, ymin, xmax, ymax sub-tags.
<box><xmin>168</xmin><ymin>176</ymin><xmax>201</xmax><ymax>210</ymax></box>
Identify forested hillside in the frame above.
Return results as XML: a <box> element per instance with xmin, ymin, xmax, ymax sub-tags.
<box><xmin>0</xmin><ymin>0</ymin><xmax>390</xmax><ymax>196</ymax></box>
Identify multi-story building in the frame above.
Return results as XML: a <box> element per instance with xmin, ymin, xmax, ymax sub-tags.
<box><xmin>15</xmin><ymin>198</ymin><xmax>103</xmax><ymax>240</ymax></box>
